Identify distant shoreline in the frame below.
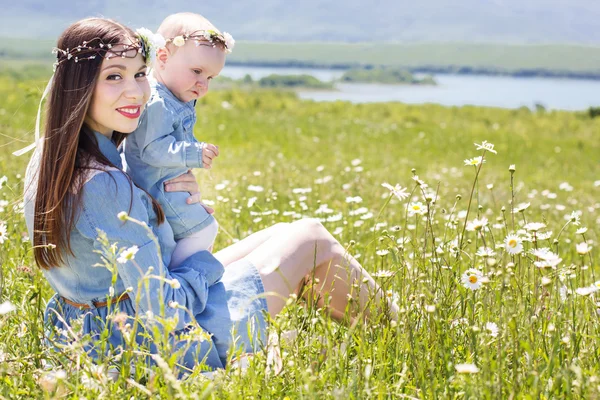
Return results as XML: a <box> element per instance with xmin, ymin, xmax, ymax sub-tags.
<box><xmin>226</xmin><ymin>60</ymin><xmax>600</xmax><ymax>81</ymax></box>
<box><xmin>3</xmin><ymin>37</ymin><xmax>600</xmax><ymax>81</ymax></box>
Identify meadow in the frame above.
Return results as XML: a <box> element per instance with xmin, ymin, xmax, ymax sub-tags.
<box><xmin>0</xmin><ymin>69</ymin><xmax>599</xmax><ymax>398</ymax></box>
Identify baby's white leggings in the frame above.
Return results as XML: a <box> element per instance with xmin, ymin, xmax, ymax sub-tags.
<box><xmin>170</xmin><ymin>219</ymin><xmax>219</xmax><ymax>267</ymax></box>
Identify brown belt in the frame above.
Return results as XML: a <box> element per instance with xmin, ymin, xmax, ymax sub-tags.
<box><xmin>61</xmin><ymin>293</ymin><xmax>130</xmax><ymax>309</ymax></box>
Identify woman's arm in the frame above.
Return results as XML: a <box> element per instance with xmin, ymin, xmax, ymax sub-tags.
<box><xmin>77</xmin><ymin>171</ymin><xmax>223</xmax><ymax>329</ymax></box>
<box><xmin>164</xmin><ymin>170</ymin><xmax>214</xmax><ymax>212</ymax></box>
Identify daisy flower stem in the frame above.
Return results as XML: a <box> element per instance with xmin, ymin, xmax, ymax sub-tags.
<box><xmin>582</xmin><ymin>234</ymin><xmax>595</xmax><ymax>281</ymax></box>
<box><xmin>458</xmin><ymin>152</ymin><xmax>487</xmax><ymax>258</ymax></box>
<box><xmin>520</xmin><ymin>211</ymin><xmax>527</xmax><ymax>226</ymax></box>
<box><xmin>510</xmin><ymin>169</ymin><xmax>516</xmax><ymax>232</ymax></box>
<box><xmin>554</xmin><ymin>220</ymin><xmax>571</xmax><ymax>252</ymax></box>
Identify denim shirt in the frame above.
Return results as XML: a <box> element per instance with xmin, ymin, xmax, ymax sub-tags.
<box><xmin>123</xmin><ymin>78</ymin><xmax>214</xmax><ymax>239</ymax></box>
<box><xmin>23</xmin><ymin>132</ymin><xmax>224</xmax><ymax>330</ymax></box>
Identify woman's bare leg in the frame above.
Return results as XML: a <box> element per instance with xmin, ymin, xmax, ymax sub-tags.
<box><xmin>213</xmin><ymin>223</ymin><xmax>290</xmax><ymax>267</ymax></box>
<box><xmin>245</xmin><ymin>219</ymin><xmax>398</xmax><ymax>322</ymax></box>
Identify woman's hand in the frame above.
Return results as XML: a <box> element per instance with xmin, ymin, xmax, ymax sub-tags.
<box><xmin>164</xmin><ymin>170</ymin><xmax>214</xmax><ymax>214</ymax></box>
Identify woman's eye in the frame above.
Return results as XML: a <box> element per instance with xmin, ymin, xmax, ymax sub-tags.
<box><xmin>193</xmin><ymin>69</ymin><xmax>202</xmax><ymax>75</ymax></box>
<box><xmin>135</xmin><ymin>71</ymin><xmax>147</xmax><ymax>79</ymax></box>
<box><xmin>107</xmin><ymin>74</ymin><xmax>122</xmax><ymax>81</ymax></box>
<box><xmin>207</xmin><ymin>76</ymin><xmax>213</xmax><ymax>81</ymax></box>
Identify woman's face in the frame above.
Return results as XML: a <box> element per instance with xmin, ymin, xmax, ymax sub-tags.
<box><xmin>85</xmin><ymin>46</ymin><xmax>150</xmax><ymax>137</ymax></box>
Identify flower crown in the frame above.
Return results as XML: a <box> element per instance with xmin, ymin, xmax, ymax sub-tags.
<box><xmin>166</xmin><ymin>30</ymin><xmax>235</xmax><ymax>53</ymax></box>
<box><xmin>51</xmin><ymin>28</ymin><xmax>165</xmax><ymax>71</ymax></box>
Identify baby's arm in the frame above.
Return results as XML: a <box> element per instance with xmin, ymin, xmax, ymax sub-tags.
<box><xmin>138</xmin><ymin>99</ymin><xmax>217</xmax><ymax>168</ymax></box>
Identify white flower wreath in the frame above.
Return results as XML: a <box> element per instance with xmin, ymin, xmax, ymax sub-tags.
<box><xmin>135</xmin><ymin>27</ymin><xmax>167</xmax><ymax>67</ymax></box>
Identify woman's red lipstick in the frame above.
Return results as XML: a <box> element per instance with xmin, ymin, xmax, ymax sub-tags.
<box><xmin>116</xmin><ymin>106</ymin><xmax>141</xmax><ymax>119</ymax></box>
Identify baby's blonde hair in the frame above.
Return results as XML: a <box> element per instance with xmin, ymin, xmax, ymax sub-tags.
<box><xmin>158</xmin><ymin>12</ymin><xmax>220</xmax><ymax>42</ymax></box>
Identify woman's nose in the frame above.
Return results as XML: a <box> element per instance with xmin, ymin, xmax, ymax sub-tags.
<box><xmin>125</xmin><ymin>80</ymin><xmax>145</xmax><ymax>100</ymax></box>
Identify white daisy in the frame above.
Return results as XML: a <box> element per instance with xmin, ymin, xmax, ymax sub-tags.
<box><xmin>567</xmin><ymin>211</ymin><xmax>581</xmax><ymax>225</ymax></box>
<box><xmin>222</xmin><ymin>32</ymin><xmax>235</xmax><ymax>53</ymax></box>
<box><xmin>373</xmin><ymin>270</ymin><xmax>394</xmax><ymax>278</ymax></box>
<box><xmin>466</xmin><ymin>217</ymin><xmax>488</xmax><ymax>232</ymax></box>
<box><xmin>504</xmin><ymin>234</ymin><xmax>523</xmax><ymax>255</ymax></box>
<box><xmin>172</xmin><ymin>35</ymin><xmax>186</xmax><ymax>47</ymax></box>
<box><xmin>292</xmin><ymin>188</ymin><xmax>312</xmax><ymax>194</ymax></box>
<box><xmin>247</xmin><ymin>185</ymin><xmax>264</xmax><ymax>192</ymax></box>
<box><xmin>535</xmin><ymin>231</ymin><xmax>553</xmax><ymax>241</ymax></box>
<box><xmin>455</xmin><ymin>363</ymin><xmax>480</xmax><ymax>374</ymax></box>
<box><xmin>531</xmin><ymin>247</ymin><xmax>556</xmax><ymax>260</ymax></box>
<box><xmin>411</xmin><ymin>175</ymin><xmax>427</xmax><ymax>187</ymax></box>
<box><xmin>476</xmin><ymin>247</ymin><xmax>496</xmax><ymax>258</ymax></box>
<box><xmin>533</xmin><ymin>249</ymin><xmax>562</xmax><ymax>268</ymax></box>
<box><xmin>576</xmin><ymin>227</ymin><xmax>588</xmax><ymax>235</ymax></box>
<box><xmin>0</xmin><ymin>301</ymin><xmax>16</xmax><ymax>315</ymax></box>
<box><xmin>407</xmin><ymin>202</ymin><xmax>427</xmax><ymax>216</ymax></box>
<box><xmin>381</xmin><ymin>182</ymin><xmax>410</xmax><ymax>201</ymax></box>
<box><xmin>559</xmin><ymin>182</ymin><xmax>573</xmax><ymax>192</ymax></box>
<box><xmin>345</xmin><ymin>196</ymin><xmax>363</xmax><ymax>204</ymax></box>
<box><xmin>524</xmin><ymin>222</ymin><xmax>546</xmax><ymax>232</ymax></box>
<box><xmin>461</xmin><ymin>269</ymin><xmax>485</xmax><ymax>290</ymax></box>
<box><xmin>464</xmin><ymin>156</ymin><xmax>485</xmax><ymax>167</ymax></box>
<box><xmin>575</xmin><ymin>285</ymin><xmax>598</xmax><ymax>296</ymax></box>
<box><xmin>0</xmin><ymin>222</ymin><xmax>7</xmax><ymax>244</ymax></box>
<box><xmin>474</xmin><ymin>140</ymin><xmax>497</xmax><ymax>154</ymax></box>
<box><xmin>485</xmin><ymin>322</ymin><xmax>499</xmax><ymax>337</ymax></box>
<box><xmin>117</xmin><ymin>246</ymin><xmax>139</xmax><ymax>264</ymax></box>
<box><xmin>513</xmin><ymin>202</ymin><xmax>531</xmax><ymax>213</ymax></box>
<box><xmin>576</xmin><ymin>242</ymin><xmax>592</xmax><ymax>255</ymax></box>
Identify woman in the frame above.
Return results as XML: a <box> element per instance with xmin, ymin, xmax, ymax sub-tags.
<box><xmin>24</xmin><ymin>17</ymin><xmax>397</xmax><ymax>373</ymax></box>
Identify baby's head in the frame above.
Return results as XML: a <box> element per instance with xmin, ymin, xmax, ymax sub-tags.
<box><xmin>154</xmin><ymin>13</ymin><xmax>233</xmax><ymax>102</ymax></box>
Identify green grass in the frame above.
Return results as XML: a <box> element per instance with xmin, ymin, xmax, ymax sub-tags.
<box><xmin>1</xmin><ymin>70</ymin><xmax>600</xmax><ymax>398</ymax></box>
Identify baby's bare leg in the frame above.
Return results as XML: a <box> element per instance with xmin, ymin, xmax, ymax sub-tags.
<box><xmin>245</xmin><ymin>219</ymin><xmax>398</xmax><ymax>322</ymax></box>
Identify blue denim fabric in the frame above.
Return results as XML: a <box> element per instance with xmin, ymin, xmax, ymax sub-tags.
<box><xmin>23</xmin><ymin>132</ymin><xmax>268</xmax><ymax>372</ymax></box>
<box><xmin>124</xmin><ymin>79</ymin><xmax>214</xmax><ymax>240</ymax></box>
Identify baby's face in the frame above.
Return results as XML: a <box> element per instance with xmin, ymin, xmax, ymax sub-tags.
<box><xmin>160</xmin><ymin>41</ymin><xmax>226</xmax><ymax>103</ymax></box>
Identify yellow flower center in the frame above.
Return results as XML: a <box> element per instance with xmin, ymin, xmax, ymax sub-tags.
<box><xmin>508</xmin><ymin>239</ymin><xmax>517</xmax><ymax>247</ymax></box>
<box><xmin>412</xmin><ymin>205</ymin><xmax>420</xmax><ymax>210</ymax></box>
<box><xmin>469</xmin><ymin>275</ymin><xmax>478</xmax><ymax>284</ymax></box>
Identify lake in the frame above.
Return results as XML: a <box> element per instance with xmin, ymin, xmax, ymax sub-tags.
<box><xmin>222</xmin><ymin>65</ymin><xmax>600</xmax><ymax>111</ymax></box>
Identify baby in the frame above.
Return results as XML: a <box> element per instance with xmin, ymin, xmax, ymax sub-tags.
<box><xmin>124</xmin><ymin>13</ymin><xmax>234</xmax><ymax>267</ymax></box>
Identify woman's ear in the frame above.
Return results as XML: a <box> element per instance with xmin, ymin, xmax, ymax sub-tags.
<box><xmin>156</xmin><ymin>47</ymin><xmax>170</xmax><ymax>69</ymax></box>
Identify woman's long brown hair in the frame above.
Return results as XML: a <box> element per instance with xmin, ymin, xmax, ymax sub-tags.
<box><xmin>34</xmin><ymin>18</ymin><xmax>164</xmax><ymax>270</ymax></box>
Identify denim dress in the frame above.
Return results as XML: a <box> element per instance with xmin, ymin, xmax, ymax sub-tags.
<box><xmin>124</xmin><ymin>79</ymin><xmax>214</xmax><ymax>240</ymax></box>
<box><xmin>23</xmin><ymin>132</ymin><xmax>268</xmax><ymax>371</ymax></box>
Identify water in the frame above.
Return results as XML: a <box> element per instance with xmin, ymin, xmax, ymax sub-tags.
<box><xmin>222</xmin><ymin>65</ymin><xmax>600</xmax><ymax>111</ymax></box>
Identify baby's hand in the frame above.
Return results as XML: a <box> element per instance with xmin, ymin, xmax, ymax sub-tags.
<box><xmin>202</xmin><ymin>143</ymin><xmax>219</xmax><ymax>169</ymax></box>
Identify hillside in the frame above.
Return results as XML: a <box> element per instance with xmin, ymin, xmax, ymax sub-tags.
<box><xmin>1</xmin><ymin>0</ymin><xmax>599</xmax><ymax>44</ymax></box>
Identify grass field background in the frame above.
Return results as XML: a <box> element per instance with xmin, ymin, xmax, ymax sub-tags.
<box><xmin>0</xmin><ymin>69</ymin><xmax>599</xmax><ymax>398</ymax></box>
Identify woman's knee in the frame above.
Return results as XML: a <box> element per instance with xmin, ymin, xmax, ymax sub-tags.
<box><xmin>291</xmin><ymin>218</ymin><xmax>339</xmax><ymax>249</ymax></box>
<box><xmin>269</xmin><ymin>222</ymin><xmax>291</xmax><ymax>234</ymax></box>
